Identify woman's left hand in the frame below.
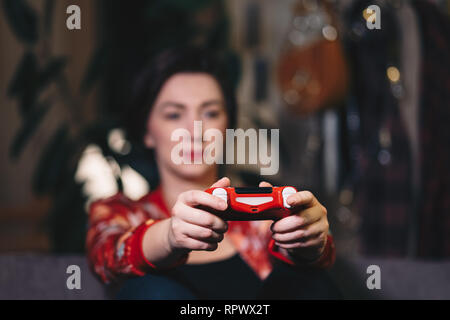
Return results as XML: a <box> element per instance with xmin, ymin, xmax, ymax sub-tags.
<box><xmin>260</xmin><ymin>182</ymin><xmax>329</xmax><ymax>262</ymax></box>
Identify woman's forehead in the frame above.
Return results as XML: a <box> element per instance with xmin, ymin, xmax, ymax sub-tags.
<box><xmin>155</xmin><ymin>73</ymin><xmax>224</xmax><ymax>105</ymax></box>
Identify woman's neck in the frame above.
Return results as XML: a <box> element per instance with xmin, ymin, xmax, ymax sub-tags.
<box><xmin>158</xmin><ymin>166</ymin><xmax>219</xmax><ymax>211</ymax></box>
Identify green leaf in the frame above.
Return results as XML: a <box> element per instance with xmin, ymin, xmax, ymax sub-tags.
<box><xmin>2</xmin><ymin>0</ymin><xmax>38</xmax><ymax>44</ymax></box>
<box><xmin>7</xmin><ymin>51</ymin><xmax>37</xmax><ymax>97</ymax></box>
<box><xmin>39</xmin><ymin>56</ymin><xmax>68</xmax><ymax>89</ymax></box>
<box><xmin>9</xmin><ymin>100</ymin><xmax>51</xmax><ymax>159</ymax></box>
<box><xmin>8</xmin><ymin>51</ymin><xmax>39</xmax><ymax>116</ymax></box>
<box><xmin>8</xmin><ymin>53</ymin><xmax>66</xmax><ymax>117</ymax></box>
<box><xmin>18</xmin><ymin>89</ymin><xmax>39</xmax><ymax>116</ymax></box>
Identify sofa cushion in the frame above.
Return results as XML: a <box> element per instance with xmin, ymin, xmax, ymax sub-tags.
<box><xmin>1</xmin><ymin>254</ymin><xmax>449</xmax><ymax>299</ymax></box>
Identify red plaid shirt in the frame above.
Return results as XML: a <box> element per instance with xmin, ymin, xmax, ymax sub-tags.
<box><xmin>86</xmin><ymin>187</ymin><xmax>335</xmax><ymax>284</ymax></box>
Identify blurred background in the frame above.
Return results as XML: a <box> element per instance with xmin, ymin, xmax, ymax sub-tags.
<box><xmin>1</xmin><ymin>0</ymin><xmax>449</xmax><ymax>299</ymax></box>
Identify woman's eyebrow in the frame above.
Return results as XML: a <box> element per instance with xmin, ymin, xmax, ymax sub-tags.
<box><xmin>158</xmin><ymin>101</ymin><xmax>185</xmax><ymax>109</ymax></box>
<box><xmin>200</xmin><ymin>99</ymin><xmax>224</xmax><ymax>108</ymax></box>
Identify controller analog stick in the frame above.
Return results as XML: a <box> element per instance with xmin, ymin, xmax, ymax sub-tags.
<box><xmin>282</xmin><ymin>187</ymin><xmax>296</xmax><ymax>208</ymax></box>
<box><xmin>212</xmin><ymin>188</ymin><xmax>228</xmax><ymax>202</ymax></box>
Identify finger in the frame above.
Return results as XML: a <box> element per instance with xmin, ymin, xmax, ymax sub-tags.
<box><xmin>302</xmin><ymin>218</ymin><xmax>329</xmax><ymax>239</ymax></box>
<box><xmin>275</xmin><ymin>234</ymin><xmax>324</xmax><ymax>250</ymax></box>
<box><xmin>286</xmin><ymin>190</ymin><xmax>319</xmax><ymax>209</ymax></box>
<box><xmin>272</xmin><ymin>228</ymin><xmax>307</xmax><ymax>243</ymax></box>
<box><xmin>210</xmin><ymin>177</ymin><xmax>231</xmax><ymax>188</ymax></box>
<box><xmin>271</xmin><ymin>215</ymin><xmax>303</xmax><ymax>234</ymax></box>
<box><xmin>271</xmin><ymin>206</ymin><xmax>322</xmax><ymax>233</ymax></box>
<box><xmin>174</xmin><ymin>203</ymin><xmax>228</xmax><ymax>233</ymax></box>
<box><xmin>180</xmin><ymin>190</ymin><xmax>227</xmax><ymax>211</ymax></box>
<box><xmin>180</xmin><ymin>221</ymin><xmax>224</xmax><ymax>243</ymax></box>
<box><xmin>184</xmin><ymin>237</ymin><xmax>219</xmax><ymax>251</ymax></box>
<box><xmin>296</xmin><ymin>205</ymin><xmax>325</xmax><ymax>227</ymax></box>
<box><xmin>272</xmin><ymin>218</ymin><xmax>327</xmax><ymax>244</ymax></box>
<box><xmin>259</xmin><ymin>181</ymin><xmax>273</xmax><ymax>187</ymax></box>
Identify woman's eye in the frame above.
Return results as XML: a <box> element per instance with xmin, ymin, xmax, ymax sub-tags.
<box><xmin>204</xmin><ymin>110</ymin><xmax>220</xmax><ymax>119</ymax></box>
<box><xmin>164</xmin><ymin>113</ymin><xmax>181</xmax><ymax>120</ymax></box>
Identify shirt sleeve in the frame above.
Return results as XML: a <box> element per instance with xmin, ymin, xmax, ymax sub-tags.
<box><xmin>267</xmin><ymin>234</ymin><xmax>336</xmax><ymax>269</ymax></box>
<box><xmin>85</xmin><ymin>193</ymin><xmax>161</xmax><ymax>284</ymax></box>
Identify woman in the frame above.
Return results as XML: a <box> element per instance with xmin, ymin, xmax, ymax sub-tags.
<box><xmin>86</xmin><ymin>47</ymin><xmax>340</xmax><ymax>299</ymax></box>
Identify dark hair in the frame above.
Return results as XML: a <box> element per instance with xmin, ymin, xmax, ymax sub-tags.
<box><xmin>124</xmin><ymin>47</ymin><xmax>238</xmax><ymax>144</ymax></box>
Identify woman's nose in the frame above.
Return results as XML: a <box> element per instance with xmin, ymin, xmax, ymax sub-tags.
<box><xmin>185</xmin><ymin>115</ymin><xmax>204</xmax><ymax>142</ymax></box>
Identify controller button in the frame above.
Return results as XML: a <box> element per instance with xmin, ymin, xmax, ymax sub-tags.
<box><xmin>235</xmin><ymin>196</ymin><xmax>273</xmax><ymax>206</ymax></box>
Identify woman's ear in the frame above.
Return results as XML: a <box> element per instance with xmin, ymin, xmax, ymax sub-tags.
<box><xmin>144</xmin><ymin>131</ymin><xmax>155</xmax><ymax>149</ymax></box>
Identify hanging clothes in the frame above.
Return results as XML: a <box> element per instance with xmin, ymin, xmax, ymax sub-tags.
<box><xmin>413</xmin><ymin>0</ymin><xmax>450</xmax><ymax>258</ymax></box>
<box><xmin>346</xmin><ymin>0</ymin><xmax>450</xmax><ymax>258</ymax></box>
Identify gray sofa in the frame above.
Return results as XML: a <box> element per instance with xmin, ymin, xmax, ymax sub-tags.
<box><xmin>1</xmin><ymin>254</ymin><xmax>449</xmax><ymax>299</ymax></box>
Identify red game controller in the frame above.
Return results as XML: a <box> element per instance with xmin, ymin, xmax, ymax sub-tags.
<box><xmin>203</xmin><ymin>186</ymin><xmax>298</xmax><ymax>221</ymax></box>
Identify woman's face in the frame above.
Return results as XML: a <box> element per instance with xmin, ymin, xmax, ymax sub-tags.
<box><xmin>144</xmin><ymin>72</ymin><xmax>228</xmax><ymax>180</ymax></box>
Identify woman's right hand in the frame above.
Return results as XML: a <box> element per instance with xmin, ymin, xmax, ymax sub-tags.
<box><xmin>167</xmin><ymin>177</ymin><xmax>230</xmax><ymax>253</ymax></box>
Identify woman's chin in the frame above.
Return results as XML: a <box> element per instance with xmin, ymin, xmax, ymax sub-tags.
<box><xmin>172</xmin><ymin>163</ymin><xmax>215</xmax><ymax>180</ymax></box>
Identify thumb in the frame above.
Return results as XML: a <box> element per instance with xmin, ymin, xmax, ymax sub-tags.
<box><xmin>210</xmin><ymin>177</ymin><xmax>231</xmax><ymax>188</ymax></box>
<box><xmin>259</xmin><ymin>181</ymin><xmax>273</xmax><ymax>187</ymax></box>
